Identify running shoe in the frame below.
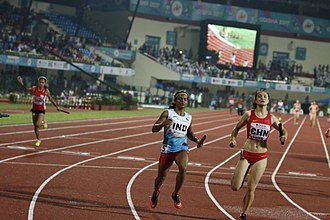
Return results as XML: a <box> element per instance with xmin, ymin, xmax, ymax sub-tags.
<box><xmin>171</xmin><ymin>193</ymin><xmax>182</xmax><ymax>209</ymax></box>
<box><xmin>43</xmin><ymin>123</ymin><xmax>48</xmax><ymax>129</ymax></box>
<box><xmin>240</xmin><ymin>213</ymin><xmax>247</xmax><ymax>220</ymax></box>
<box><xmin>150</xmin><ymin>191</ymin><xmax>160</xmax><ymax>209</ymax></box>
<box><xmin>35</xmin><ymin>139</ymin><xmax>41</xmax><ymax>147</ymax></box>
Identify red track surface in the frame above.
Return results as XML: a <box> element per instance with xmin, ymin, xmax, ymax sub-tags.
<box><xmin>0</xmin><ymin>110</ymin><xmax>329</xmax><ymax>220</ymax></box>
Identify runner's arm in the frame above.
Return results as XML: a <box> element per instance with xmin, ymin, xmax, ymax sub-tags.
<box><xmin>152</xmin><ymin>110</ymin><xmax>171</xmax><ymax>132</ymax></box>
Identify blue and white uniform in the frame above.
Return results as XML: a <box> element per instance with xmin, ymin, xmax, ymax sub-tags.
<box><xmin>161</xmin><ymin>109</ymin><xmax>192</xmax><ymax>153</ymax></box>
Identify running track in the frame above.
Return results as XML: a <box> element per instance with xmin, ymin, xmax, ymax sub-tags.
<box><xmin>0</xmin><ymin>110</ymin><xmax>329</xmax><ymax>220</ymax></box>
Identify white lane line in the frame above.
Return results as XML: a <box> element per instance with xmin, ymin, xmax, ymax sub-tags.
<box><xmin>28</xmin><ymin>139</ymin><xmax>161</xmax><ymax>220</ymax></box>
<box><xmin>0</xmin><ymin>117</ymin><xmax>156</xmax><ymax>136</ymax></box>
<box><xmin>7</xmin><ymin>146</ymin><xmax>35</xmax><ymax>150</ymax></box>
<box><xmin>0</xmin><ymin>115</ymin><xmax>234</xmax><ymax>147</ymax></box>
<box><xmin>117</xmin><ymin>156</ymin><xmax>146</xmax><ymax>161</ymax></box>
<box><xmin>288</xmin><ymin>172</ymin><xmax>317</xmax><ymax>177</ymax></box>
<box><xmin>61</xmin><ymin>151</ymin><xmax>91</xmax><ymax>156</ymax></box>
<box><xmin>0</xmin><ymin>117</ymin><xmax>238</xmax><ymax>163</ymax></box>
<box><xmin>272</xmin><ymin>116</ymin><xmax>321</xmax><ymax>220</ymax></box>
<box><xmin>316</xmin><ymin>119</ymin><xmax>330</xmax><ymax>169</ymax></box>
<box><xmin>205</xmin><ymin>117</ymin><xmax>293</xmax><ymax>220</ymax></box>
<box><xmin>126</xmin><ymin>121</ymin><xmax>239</xmax><ymax>220</ymax></box>
<box><xmin>0</xmin><ymin>113</ymin><xmax>226</xmax><ymax>136</ymax></box>
<box><xmin>28</xmin><ymin>116</ymin><xmax>238</xmax><ymax>220</ymax></box>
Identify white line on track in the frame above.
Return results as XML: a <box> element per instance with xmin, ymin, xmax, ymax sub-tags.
<box><xmin>1</xmin><ymin>116</ymin><xmax>237</xmax><ymax>165</ymax></box>
<box><xmin>288</xmin><ymin>171</ymin><xmax>317</xmax><ymax>177</ymax></box>
<box><xmin>271</xmin><ymin>116</ymin><xmax>321</xmax><ymax>220</ymax></box>
<box><xmin>0</xmin><ymin>117</ymin><xmax>156</xmax><ymax>136</ymax></box>
<box><xmin>0</xmin><ymin>113</ymin><xmax>229</xmax><ymax>136</ymax></box>
<box><xmin>126</xmin><ymin>121</ymin><xmax>240</xmax><ymax>220</ymax></box>
<box><xmin>316</xmin><ymin>119</ymin><xmax>330</xmax><ymax>169</ymax></box>
<box><xmin>27</xmin><ymin>116</ymin><xmax>237</xmax><ymax>220</ymax></box>
<box><xmin>0</xmin><ymin>114</ymin><xmax>233</xmax><ymax>147</ymax></box>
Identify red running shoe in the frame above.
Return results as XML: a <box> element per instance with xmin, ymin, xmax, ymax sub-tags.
<box><xmin>171</xmin><ymin>193</ymin><xmax>182</xmax><ymax>209</ymax></box>
<box><xmin>150</xmin><ymin>191</ymin><xmax>160</xmax><ymax>209</ymax></box>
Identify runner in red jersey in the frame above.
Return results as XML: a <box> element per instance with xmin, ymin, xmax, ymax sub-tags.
<box><xmin>17</xmin><ymin>75</ymin><xmax>62</xmax><ymax>147</ymax></box>
<box><xmin>229</xmin><ymin>90</ymin><xmax>288</xmax><ymax>220</ymax></box>
<box><xmin>236</xmin><ymin>98</ymin><xmax>244</xmax><ymax>120</ymax></box>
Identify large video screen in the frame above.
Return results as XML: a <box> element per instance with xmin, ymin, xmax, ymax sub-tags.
<box><xmin>199</xmin><ymin>20</ymin><xmax>260</xmax><ymax>70</ymax></box>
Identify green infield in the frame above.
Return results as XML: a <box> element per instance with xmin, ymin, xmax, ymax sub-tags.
<box><xmin>0</xmin><ymin>103</ymin><xmax>212</xmax><ymax>125</ymax></box>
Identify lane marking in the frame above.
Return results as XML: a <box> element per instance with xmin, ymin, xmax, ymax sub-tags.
<box><xmin>272</xmin><ymin>116</ymin><xmax>321</xmax><ymax>220</ymax></box>
<box><xmin>188</xmin><ymin>162</ymin><xmax>202</xmax><ymax>166</ymax></box>
<box><xmin>7</xmin><ymin>146</ymin><xmax>35</xmax><ymax>150</ymax></box>
<box><xmin>1</xmin><ymin>117</ymin><xmax>237</xmax><ymax>165</ymax></box>
<box><xmin>0</xmin><ymin>113</ymin><xmax>228</xmax><ymax>136</ymax></box>
<box><xmin>288</xmin><ymin>171</ymin><xmax>317</xmax><ymax>177</ymax></box>
<box><xmin>28</xmin><ymin>115</ymin><xmax>238</xmax><ymax>220</ymax></box>
<box><xmin>311</xmin><ymin>212</ymin><xmax>330</xmax><ymax>216</ymax></box>
<box><xmin>61</xmin><ymin>151</ymin><xmax>91</xmax><ymax>156</ymax></box>
<box><xmin>127</xmin><ymin>121</ymin><xmax>241</xmax><ymax>220</ymax></box>
<box><xmin>0</xmin><ymin>115</ymin><xmax>235</xmax><ymax>147</ymax></box>
<box><xmin>117</xmin><ymin>156</ymin><xmax>146</xmax><ymax>161</ymax></box>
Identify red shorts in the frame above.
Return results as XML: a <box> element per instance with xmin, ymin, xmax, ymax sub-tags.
<box><xmin>159</xmin><ymin>150</ymin><xmax>188</xmax><ymax>166</ymax></box>
<box><xmin>241</xmin><ymin>150</ymin><xmax>268</xmax><ymax>165</ymax></box>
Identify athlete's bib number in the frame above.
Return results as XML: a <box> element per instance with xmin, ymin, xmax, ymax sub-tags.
<box><xmin>161</xmin><ymin>145</ymin><xmax>168</xmax><ymax>153</ymax></box>
<box><xmin>249</xmin><ymin>123</ymin><xmax>270</xmax><ymax>141</ymax></box>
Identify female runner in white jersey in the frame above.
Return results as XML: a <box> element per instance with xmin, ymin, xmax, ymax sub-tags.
<box><xmin>229</xmin><ymin>90</ymin><xmax>288</xmax><ymax>220</ymax></box>
<box><xmin>293</xmin><ymin>100</ymin><xmax>301</xmax><ymax>125</ymax></box>
<box><xmin>150</xmin><ymin>90</ymin><xmax>206</xmax><ymax>209</ymax></box>
<box><xmin>308</xmin><ymin>101</ymin><xmax>319</xmax><ymax>127</ymax></box>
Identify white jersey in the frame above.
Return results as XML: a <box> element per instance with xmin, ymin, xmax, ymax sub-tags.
<box><xmin>162</xmin><ymin>109</ymin><xmax>192</xmax><ymax>153</ymax></box>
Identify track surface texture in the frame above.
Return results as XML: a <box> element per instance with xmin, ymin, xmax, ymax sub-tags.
<box><xmin>0</xmin><ymin>110</ymin><xmax>329</xmax><ymax>220</ymax></box>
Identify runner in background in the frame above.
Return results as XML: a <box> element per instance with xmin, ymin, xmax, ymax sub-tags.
<box><xmin>237</xmin><ymin>98</ymin><xmax>244</xmax><ymax>120</ymax></box>
<box><xmin>308</xmin><ymin>101</ymin><xmax>319</xmax><ymax>127</ymax></box>
<box><xmin>293</xmin><ymin>100</ymin><xmax>301</xmax><ymax>125</ymax></box>
<box><xmin>277</xmin><ymin>100</ymin><xmax>284</xmax><ymax>114</ymax></box>
<box><xmin>229</xmin><ymin>95</ymin><xmax>235</xmax><ymax>114</ymax></box>
<box><xmin>17</xmin><ymin>75</ymin><xmax>62</xmax><ymax>147</ymax></box>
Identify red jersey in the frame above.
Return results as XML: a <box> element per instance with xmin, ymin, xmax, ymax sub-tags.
<box><xmin>229</xmin><ymin>97</ymin><xmax>235</xmax><ymax>106</ymax></box>
<box><xmin>247</xmin><ymin>110</ymin><xmax>272</xmax><ymax>141</ymax></box>
<box><xmin>237</xmin><ymin>100</ymin><xmax>243</xmax><ymax>109</ymax></box>
<box><xmin>32</xmin><ymin>87</ymin><xmax>47</xmax><ymax>111</ymax></box>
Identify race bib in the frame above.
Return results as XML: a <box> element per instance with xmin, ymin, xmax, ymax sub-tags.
<box><xmin>160</xmin><ymin>144</ymin><xmax>168</xmax><ymax>153</ymax></box>
<box><xmin>249</xmin><ymin>123</ymin><xmax>270</xmax><ymax>141</ymax></box>
<box><xmin>33</xmin><ymin>96</ymin><xmax>44</xmax><ymax>105</ymax></box>
<box><xmin>170</xmin><ymin>121</ymin><xmax>188</xmax><ymax>138</ymax></box>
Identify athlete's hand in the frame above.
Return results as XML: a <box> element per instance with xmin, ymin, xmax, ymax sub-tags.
<box><xmin>197</xmin><ymin>135</ymin><xmax>207</xmax><ymax>148</ymax></box>
<box><xmin>280</xmin><ymin>136</ymin><xmax>286</xmax><ymax>144</ymax></box>
<box><xmin>326</xmin><ymin>128</ymin><xmax>330</xmax><ymax>138</ymax></box>
<box><xmin>229</xmin><ymin>139</ymin><xmax>237</xmax><ymax>148</ymax></box>
<box><xmin>162</xmin><ymin>118</ymin><xmax>173</xmax><ymax>129</ymax></box>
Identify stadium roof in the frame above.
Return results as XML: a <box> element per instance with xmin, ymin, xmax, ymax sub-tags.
<box><xmin>34</xmin><ymin>0</ymin><xmax>330</xmax><ymax>20</ymax></box>
<box><xmin>197</xmin><ymin>0</ymin><xmax>330</xmax><ymax>20</ymax></box>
